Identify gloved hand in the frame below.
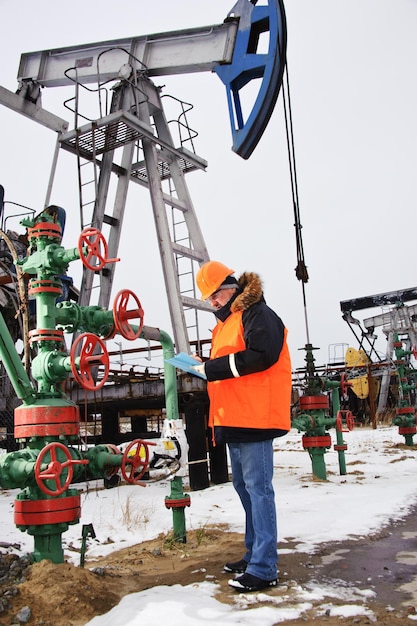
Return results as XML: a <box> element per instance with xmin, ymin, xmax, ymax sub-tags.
<box><xmin>191</xmin><ymin>363</ymin><xmax>206</xmax><ymax>377</ymax></box>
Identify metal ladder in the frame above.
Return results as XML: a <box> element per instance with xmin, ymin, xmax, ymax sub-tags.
<box><xmin>57</xmin><ymin>68</ymin><xmax>213</xmax><ymax>353</ymax></box>
<box><xmin>61</xmin><ymin>68</ymin><xmax>111</xmax><ymax>304</ymax></box>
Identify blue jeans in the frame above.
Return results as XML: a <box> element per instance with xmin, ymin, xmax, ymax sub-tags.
<box><xmin>228</xmin><ymin>439</ymin><xmax>278</xmax><ymax>580</ymax></box>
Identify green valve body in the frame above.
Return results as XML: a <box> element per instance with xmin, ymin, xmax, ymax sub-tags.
<box><xmin>0</xmin><ymin>210</ymin><xmax>188</xmax><ymax>562</ymax></box>
<box><xmin>293</xmin><ymin>344</ymin><xmax>353</xmax><ymax>480</ymax></box>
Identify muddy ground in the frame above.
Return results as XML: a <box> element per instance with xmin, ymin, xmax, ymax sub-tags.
<box><xmin>2</xmin><ymin>505</ymin><xmax>417</xmax><ymax>626</ymax></box>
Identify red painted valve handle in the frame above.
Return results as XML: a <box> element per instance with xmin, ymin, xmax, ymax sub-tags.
<box><xmin>35</xmin><ymin>442</ymin><xmax>89</xmax><ymax>496</ymax></box>
<box><xmin>70</xmin><ymin>332</ymin><xmax>110</xmax><ymax>391</ymax></box>
<box><xmin>121</xmin><ymin>439</ymin><xmax>156</xmax><ymax>484</ymax></box>
<box><xmin>113</xmin><ymin>289</ymin><xmax>144</xmax><ymax>340</ymax></box>
<box><xmin>345</xmin><ymin>411</ymin><xmax>355</xmax><ymax>431</ymax></box>
<box><xmin>336</xmin><ymin>410</ymin><xmax>355</xmax><ymax>433</ymax></box>
<box><xmin>78</xmin><ymin>227</ymin><xmax>120</xmax><ymax>271</ymax></box>
<box><xmin>340</xmin><ymin>372</ymin><xmax>352</xmax><ymax>395</ymax></box>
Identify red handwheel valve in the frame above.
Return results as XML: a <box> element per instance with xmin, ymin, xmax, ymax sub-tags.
<box><xmin>336</xmin><ymin>410</ymin><xmax>355</xmax><ymax>433</ymax></box>
<box><xmin>113</xmin><ymin>289</ymin><xmax>144</xmax><ymax>340</ymax></box>
<box><xmin>35</xmin><ymin>442</ymin><xmax>89</xmax><ymax>496</ymax></box>
<box><xmin>70</xmin><ymin>333</ymin><xmax>110</xmax><ymax>391</ymax></box>
<box><xmin>78</xmin><ymin>227</ymin><xmax>120</xmax><ymax>271</ymax></box>
<box><xmin>340</xmin><ymin>373</ymin><xmax>352</xmax><ymax>396</ymax></box>
<box><xmin>121</xmin><ymin>439</ymin><xmax>156</xmax><ymax>485</ymax></box>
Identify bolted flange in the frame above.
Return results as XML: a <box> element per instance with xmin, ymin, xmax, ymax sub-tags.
<box><xmin>14</xmin><ymin>404</ymin><xmax>80</xmax><ymax>439</ymax></box>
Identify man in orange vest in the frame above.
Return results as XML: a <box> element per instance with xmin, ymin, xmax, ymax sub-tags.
<box><xmin>194</xmin><ymin>261</ymin><xmax>292</xmax><ymax>593</ymax></box>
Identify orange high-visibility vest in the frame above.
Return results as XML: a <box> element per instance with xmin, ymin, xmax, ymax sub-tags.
<box><xmin>207</xmin><ymin>310</ymin><xmax>292</xmax><ymax>432</ymax></box>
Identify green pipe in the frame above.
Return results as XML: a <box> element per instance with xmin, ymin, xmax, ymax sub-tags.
<box><xmin>0</xmin><ymin>449</ymin><xmax>37</xmax><ymax>488</ymax></box>
<box><xmin>31</xmin><ymin>528</ymin><xmax>66</xmax><ymax>564</ymax></box>
<box><xmin>0</xmin><ymin>311</ymin><xmax>35</xmax><ymax>405</ymax></box>
<box><xmin>293</xmin><ymin>412</ymin><xmax>335</xmax><ymax>432</ymax></box>
<box><xmin>16</xmin><ymin>244</ymin><xmax>80</xmax><ymax>276</ymax></box>
<box><xmin>140</xmin><ymin>325</ymin><xmax>188</xmax><ymax>542</ymax></box>
<box><xmin>308</xmin><ymin>447</ymin><xmax>328</xmax><ymax>481</ymax></box>
<box><xmin>140</xmin><ymin>326</ymin><xmax>178</xmax><ymax>420</ymax></box>
<box><xmin>331</xmin><ymin>388</ymin><xmax>347</xmax><ymax>475</ymax></box>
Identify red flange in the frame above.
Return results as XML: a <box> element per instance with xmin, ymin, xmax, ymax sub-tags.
<box><xmin>302</xmin><ymin>435</ymin><xmax>332</xmax><ymax>449</ymax></box>
<box><xmin>165</xmin><ymin>496</ymin><xmax>191</xmax><ymax>509</ymax></box>
<box><xmin>399</xmin><ymin>426</ymin><xmax>417</xmax><ymax>435</ymax></box>
<box><xmin>28</xmin><ymin>329</ymin><xmax>65</xmax><ymax>346</ymax></box>
<box><xmin>14</xmin><ymin>494</ymin><xmax>81</xmax><ymax>526</ymax></box>
<box><xmin>14</xmin><ymin>404</ymin><xmax>80</xmax><ymax>438</ymax></box>
<box><xmin>299</xmin><ymin>395</ymin><xmax>329</xmax><ymax>410</ymax></box>
<box><xmin>27</xmin><ymin>222</ymin><xmax>62</xmax><ymax>241</ymax></box>
<box><xmin>28</xmin><ymin>279</ymin><xmax>63</xmax><ymax>296</ymax></box>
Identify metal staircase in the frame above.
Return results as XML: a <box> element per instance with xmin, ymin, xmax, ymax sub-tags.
<box><xmin>57</xmin><ymin>72</ymin><xmax>212</xmax><ymax>353</ymax></box>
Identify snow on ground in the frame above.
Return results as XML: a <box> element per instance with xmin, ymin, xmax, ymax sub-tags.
<box><xmin>1</xmin><ymin>424</ymin><xmax>417</xmax><ymax>624</ymax></box>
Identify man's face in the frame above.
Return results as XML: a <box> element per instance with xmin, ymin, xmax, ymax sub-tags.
<box><xmin>207</xmin><ymin>288</ymin><xmax>237</xmax><ymax>310</ymax></box>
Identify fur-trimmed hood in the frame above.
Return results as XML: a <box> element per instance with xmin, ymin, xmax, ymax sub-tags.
<box><xmin>231</xmin><ymin>272</ymin><xmax>264</xmax><ymax>313</ymax></box>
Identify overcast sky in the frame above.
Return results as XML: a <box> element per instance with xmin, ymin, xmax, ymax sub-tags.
<box><xmin>0</xmin><ymin>0</ymin><xmax>416</xmax><ymax>370</ymax></box>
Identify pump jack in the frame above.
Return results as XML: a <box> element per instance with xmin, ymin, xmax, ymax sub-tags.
<box><xmin>0</xmin><ymin>1</ymin><xmax>288</xmax><ymax>560</ymax></box>
<box><xmin>0</xmin><ymin>0</ymin><xmax>287</xmax><ymax>354</ymax></box>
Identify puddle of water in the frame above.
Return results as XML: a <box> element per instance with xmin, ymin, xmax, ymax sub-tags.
<box><xmin>396</xmin><ymin>550</ymin><xmax>417</xmax><ymax>566</ymax></box>
<box><xmin>398</xmin><ymin>577</ymin><xmax>417</xmax><ymax>605</ymax></box>
<box><xmin>321</xmin><ymin>549</ymin><xmax>350</xmax><ymax>566</ymax></box>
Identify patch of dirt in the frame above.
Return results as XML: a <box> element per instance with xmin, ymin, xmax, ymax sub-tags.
<box><xmin>1</xmin><ymin>515</ymin><xmax>417</xmax><ymax>626</ymax></box>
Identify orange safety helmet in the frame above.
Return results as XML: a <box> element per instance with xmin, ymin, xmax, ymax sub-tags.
<box><xmin>196</xmin><ymin>261</ymin><xmax>235</xmax><ymax>300</ymax></box>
